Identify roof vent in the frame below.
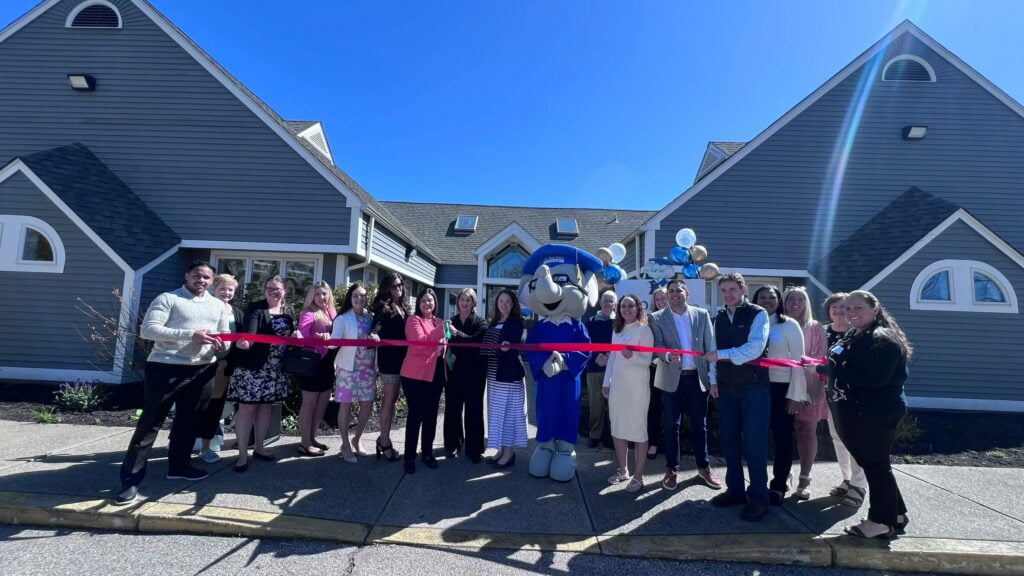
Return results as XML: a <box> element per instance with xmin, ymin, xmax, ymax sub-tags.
<box><xmin>67</xmin><ymin>1</ymin><xmax>122</xmax><ymax>28</ymax></box>
<box><xmin>882</xmin><ymin>55</ymin><xmax>935</xmax><ymax>82</ymax></box>
<box><xmin>556</xmin><ymin>218</ymin><xmax>579</xmax><ymax>236</ymax></box>
<box><xmin>454</xmin><ymin>215</ymin><xmax>478</xmax><ymax>232</ymax></box>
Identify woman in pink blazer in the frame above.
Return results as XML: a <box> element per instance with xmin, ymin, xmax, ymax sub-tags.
<box><xmin>399</xmin><ymin>288</ymin><xmax>448</xmax><ymax>474</ymax></box>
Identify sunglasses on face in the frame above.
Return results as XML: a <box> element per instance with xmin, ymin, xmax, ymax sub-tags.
<box><xmin>528</xmin><ymin>273</ymin><xmax>583</xmax><ymax>292</ymax></box>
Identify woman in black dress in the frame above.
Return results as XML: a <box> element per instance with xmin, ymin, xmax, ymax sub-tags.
<box><xmin>370</xmin><ymin>272</ymin><xmax>409</xmax><ymax>461</ymax></box>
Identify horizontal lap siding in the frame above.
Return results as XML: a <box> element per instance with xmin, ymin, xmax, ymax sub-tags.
<box><xmin>0</xmin><ymin>0</ymin><xmax>351</xmax><ymax>245</ymax></box>
<box><xmin>872</xmin><ymin>220</ymin><xmax>1024</xmax><ymax>402</ymax></box>
<box><xmin>656</xmin><ymin>36</ymin><xmax>1024</xmax><ymax>272</ymax></box>
<box><xmin>0</xmin><ymin>172</ymin><xmax>123</xmax><ymax>371</ymax></box>
<box><xmin>436</xmin><ymin>264</ymin><xmax>477</xmax><ymax>285</ymax></box>
<box><xmin>370</xmin><ymin>225</ymin><xmax>437</xmax><ymax>284</ymax></box>
<box><xmin>622</xmin><ymin>237</ymin><xmax>637</xmax><ymax>273</ymax></box>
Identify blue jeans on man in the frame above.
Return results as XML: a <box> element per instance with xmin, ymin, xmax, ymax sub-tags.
<box><xmin>716</xmin><ymin>384</ymin><xmax>770</xmax><ymax>507</ymax></box>
<box><xmin>662</xmin><ymin>373</ymin><xmax>709</xmax><ymax>470</ymax></box>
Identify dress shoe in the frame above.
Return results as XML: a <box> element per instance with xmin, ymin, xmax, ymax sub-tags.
<box><xmin>422</xmin><ymin>456</ymin><xmax>439</xmax><ymax>469</ymax></box>
<box><xmin>490</xmin><ymin>452</ymin><xmax>517</xmax><ymax>469</ymax></box>
<box><xmin>403</xmin><ymin>460</ymin><xmax>415</xmax><ymax>474</ymax></box>
<box><xmin>710</xmin><ymin>491</ymin><xmax>747</xmax><ymax>508</ymax></box>
<box><xmin>740</xmin><ymin>501</ymin><xmax>768</xmax><ymax>522</ymax></box>
<box><xmin>114</xmin><ymin>485</ymin><xmax>138</xmax><ymax>505</ymax></box>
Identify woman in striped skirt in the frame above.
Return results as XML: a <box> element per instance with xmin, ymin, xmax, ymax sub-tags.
<box><xmin>480</xmin><ymin>289</ymin><xmax>527</xmax><ymax>469</ymax></box>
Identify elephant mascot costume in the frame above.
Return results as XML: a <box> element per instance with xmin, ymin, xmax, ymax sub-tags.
<box><xmin>519</xmin><ymin>244</ymin><xmax>602</xmax><ymax>481</ymax></box>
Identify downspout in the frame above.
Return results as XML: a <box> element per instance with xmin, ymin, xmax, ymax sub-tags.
<box><xmin>347</xmin><ymin>215</ymin><xmax>376</xmax><ymax>279</ymax></box>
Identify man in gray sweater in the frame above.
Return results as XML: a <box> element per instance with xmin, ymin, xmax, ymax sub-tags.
<box><xmin>115</xmin><ymin>261</ymin><xmax>231</xmax><ymax>505</ymax></box>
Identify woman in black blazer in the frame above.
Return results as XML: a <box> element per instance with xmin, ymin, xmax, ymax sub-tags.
<box><xmin>227</xmin><ymin>276</ymin><xmax>295</xmax><ymax>472</ymax></box>
<box><xmin>480</xmin><ymin>289</ymin><xmax>527</xmax><ymax>469</ymax></box>
<box><xmin>444</xmin><ymin>288</ymin><xmax>489</xmax><ymax>462</ymax></box>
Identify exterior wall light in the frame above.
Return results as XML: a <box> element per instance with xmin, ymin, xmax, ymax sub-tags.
<box><xmin>903</xmin><ymin>126</ymin><xmax>927</xmax><ymax>140</ymax></box>
<box><xmin>67</xmin><ymin>74</ymin><xmax>96</xmax><ymax>91</ymax></box>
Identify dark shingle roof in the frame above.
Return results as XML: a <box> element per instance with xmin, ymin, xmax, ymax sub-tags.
<box><xmin>811</xmin><ymin>187</ymin><xmax>959</xmax><ymax>291</ymax></box>
<box><xmin>711</xmin><ymin>141</ymin><xmax>746</xmax><ymax>156</ymax></box>
<box><xmin>19</xmin><ymin>143</ymin><xmax>180</xmax><ymax>270</ymax></box>
<box><xmin>381</xmin><ymin>202</ymin><xmax>656</xmax><ymax>264</ymax></box>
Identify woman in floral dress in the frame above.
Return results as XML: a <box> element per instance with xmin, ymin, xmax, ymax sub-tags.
<box><xmin>331</xmin><ymin>283</ymin><xmax>379</xmax><ymax>462</ymax></box>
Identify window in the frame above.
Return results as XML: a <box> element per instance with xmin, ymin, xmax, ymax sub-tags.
<box><xmin>487</xmin><ymin>245</ymin><xmax>528</xmax><ymax>279</ymax></box>
<box><xmin>0</xmin><ymin>216</ymin><xmax>65</xmax><ymax>273</ymax></box>
<box><xmin>911</xmin><ymin>259</ymin><xmax>1017</xmax><ymax>313</ymax></box>
<box><xmin>211</xmin><ymin>252</ymin><xmax>321</xmax><ymax>300</ymax></box>
<box><xmin>555</xmin><ymin>218</ymin><xmax>579</xmax><ymax>236</ymax></box>
<box><xmin>66</xmin><ymin>1</ymin><xmax>122</xmax><ymax>28</ymax></box>
<box><xmin>454</xmin><ymin>215</ymin><xmax>478</xmax><ymax>232</ymax></box>
<box><xmin>882</xmin><ymin>55</ymin><xmax>936</xmax><ymax>82</ymax></box>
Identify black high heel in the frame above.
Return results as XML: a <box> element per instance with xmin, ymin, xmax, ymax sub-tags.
<box><xmin>491</xmin><ymin>452</ymin><xmax>517</xmax><ymax>469</ymax></box>
<box><xmin>422</xmin><ymin>455</ymin><xmax>439</xmax><ymax>469</ymax></box>
<box><xmin>376</xmin><ymin>438</ymin><xmax>401</xmax><ymax>462</ymax></box>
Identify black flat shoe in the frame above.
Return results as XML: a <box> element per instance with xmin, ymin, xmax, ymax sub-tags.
<box><xmin>422</xmin><ymin>456</ymin><xmax>439</xmax><ymax>469</ymax></box>
<box><xmin>234</xmin><ymin>462</ymin><xmax>249</xmax><ymax>473</ymax></box>
<box><xmin>403</xmin><ymin>460</ymin><xmax>416</xmax><ymax>474</ymax></box>
<box><xmin>491</xmin><ymin>452</ymin><xmax>517</xmax><ymax>469</ymax></box>
<box><xmin>253</xmin><ymin>452</ymin><xmax>276</xmax><ymax>462</ymax></box>
<box><xmin>844</xmin><ymin>523</ymin><xmax>897</xmax><ymax>540</ymax></box>
<box><xmin>297</xmin><ymin>446</ymin><xmax>325</xmax><ymax>457</ymax></box>
<box><xmin>311</xmin><ymin>440</ymin><xmax>329</xmax><ymax>451</ymax></box>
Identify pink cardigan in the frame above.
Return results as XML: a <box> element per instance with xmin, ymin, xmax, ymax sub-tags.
<box><xmin>297</xmin><ymin>309</ymin><xmax>337</xmax><ymax>357</ymax></box>
<box><xmin>399</xmin><ymin>315</ymin><xmax>447</xmax><ymax>382</ymax></box>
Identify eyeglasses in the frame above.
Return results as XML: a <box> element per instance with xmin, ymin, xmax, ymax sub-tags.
<box><xmin>391</xmin><ymin>284</ymin><xmax>404</xmax><ymax>289</ymax></box>
<box><xmin>528</xmin><ymin>273</ymin><xmax>583</xmax><ymax>292</ymax></box>
<box><xmin>266</xmin><ymin>287</ymin><xmax>285</xmax><ymax>293</ymax></box>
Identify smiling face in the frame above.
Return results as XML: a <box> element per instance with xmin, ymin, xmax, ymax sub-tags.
<box><xmin>619</xmin><ymin>296</ymin><xmax>639</xmax><ymax>324</ymax></box>
<box><xmin>755</xmin><ymin>287</ymin><xmax>779</xmax><ymax>316</ymax></box>
<box><xmin>350</xmin><ymin>286</ymin><xmax>368</xmax><ymax>312</ymax></box>
<box><xmin>520</xmin><ymin>263</ymin><xmax>595</xmax><ymax>321</ymax></box>
<box><xmin>600</xmin><ymin>293</ymin><xmax>617</xmax><ymax>317</ymax></box>
<box><xmin>829</xmin><ymin>298</ymin><xmax>849</xmax><ymax>328</ymax></box>
<box><xmin>458</xmin><ymin>293</ymin><xmax>474</xmax><ymax>315</ymax></box>
<box><xmin>666</xmin><ymin>281</ymin><xmax>688</xmax><ymax>311</ymax></box>
<box><xmin>312</xmin><ymin>287</ymin><xmax>331</xmax><ymax>310</ymax></box>
<box><xmin>497</xmin><ymin>292</ymin><xmax>513</xmax><ymax>320</ymax></box>
<box><xmin>185</xmin><ymin>266</ymin><xmax>214</xmax><ymax>296</ymax></box>
<box><xmin>784</xmin><ymin>291</ymin><xmax>806</xmax><ymax>320</ymax></box>
<box><xmin>265</xmin><ymin>279</ymin><xmax>285</xmax><ymax>306</ymax></box>
<box><xmin>419</xmin><ymin>292</ymin><xmax>436</xmax><ymax>317</ymax></box>
<box><xmin>653</xmin><ymin>290</ymin><xmax>668</xmax><ymax>311</ymax></box>
<box><xmin>213</xmin><ymin>281</ymin><xmax>236</xmax><ymax>303</ymax></box>
<box><xmin>719</xmin><ymin>279</ymin><xmax>746</xmax><ymax>309</ymax></box>
<box><xmin>845</xmin><ymin>294</ymin><xmax>877</xmax><ymax>332</ymax></box>
<box><xmin>389</xmin><ymin>280</ymin><xmax>404</xmax><ymax>303</ymax></box>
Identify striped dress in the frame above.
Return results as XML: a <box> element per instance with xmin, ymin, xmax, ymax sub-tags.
<box><xmin>482</xmin><ymin>322</ymin><xmax>528</xmax><ymax>449</ymax></box>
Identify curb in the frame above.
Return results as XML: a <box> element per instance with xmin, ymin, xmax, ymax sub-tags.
<box><xmin>3</xmin><ymin>490</ymin><xmax>1024</xmax><ymax>574</ymax></box>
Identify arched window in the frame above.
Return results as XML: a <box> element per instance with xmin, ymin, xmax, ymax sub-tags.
<box><xmin>882</xmin><ymin>55</ymin><xmax>936</xmax><ymax>82</ymax></box>
<box><xmin>66</xmin><ymin>1</ymin><xmax>122</xmax><ymax>29</ymax></box>
<box><xmin>0</xmin><ymin>215</ymin><xmax>66</xmax><ymax>273</ymax></box>
<box><xmin>487</xmin><ymin>245</ymin><xmax>528</xmax><ymax>279</ymax></box>
<box><xmin>911</xmin><ymin>259</ymin><xmax>1017</xmax><ymax>313</ymax></box>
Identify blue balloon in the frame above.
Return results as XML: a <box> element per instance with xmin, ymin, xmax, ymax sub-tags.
<box><xmin>683</xmin><ymin>263</ymin><xmax>700</xmax><ymax>279</ymax></box>
<box><xmin>670</xmin><ymin>246</ymin><xmax>691</xmax><ymax>265</ymax></box>
<box><xmin>603</xmin><ymin>264</ymin><xmax>624</xmax><ymax>284</ymax></box>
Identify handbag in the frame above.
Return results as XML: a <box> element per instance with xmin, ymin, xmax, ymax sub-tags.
<box><xmin>283</xmin><ymin>346</ymin><xmax>321</xmax><ymax>377</ymax></box>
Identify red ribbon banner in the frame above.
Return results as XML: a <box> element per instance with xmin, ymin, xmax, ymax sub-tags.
<box><xmin>216</xmin><ymin>333</ymin><xmax>823</xmax><ymax>369</ymax></box>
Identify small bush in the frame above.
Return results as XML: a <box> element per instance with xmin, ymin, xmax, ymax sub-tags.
<box><xmin>34</xmin><ymin>407</ymin><xmax>62</xmax><ymax>424</ymax></box>
<box><xmin>281</xmin><ymin>414</ymin><xmax>299</xmax><ymax>432</ymax></box>
<box><xmin>54</xmin><ymin>380</ymin><xmax>108</xmax><ymax>413</ymax></box>
<box><xmin>893</xmin><ymin>414</ymin><xmax>923</xmax><ymax>447</ymax></box>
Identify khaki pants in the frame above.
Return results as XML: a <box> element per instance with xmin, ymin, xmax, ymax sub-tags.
<box><xmin>586</xmin><ymin>371</ymin><xmax>607</xmax><ymax>440</ymax></box>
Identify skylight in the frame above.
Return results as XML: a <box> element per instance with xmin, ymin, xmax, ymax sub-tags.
<box><xmin>556</xmin><ymin>218</ymin><xmax>579</xmax><ymax>236</ymax></box>
<box><xmin>455</xmin><ymin>214</ymin><xmax>478</xmax><ymax>232</ymax></box>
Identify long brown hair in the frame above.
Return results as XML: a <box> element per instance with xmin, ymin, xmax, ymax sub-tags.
<box><xmin>490</xmin><ymin>289</ymin><xmax>523</xmax><ymax>325</ymax></box>
<box><xmin>848</xmin><ymin>290</ymin><xmax>914</xmax><ymax>360</ymax></box>
<box><xmin>613</xmin><ymin>294</ymin><xmax>648</xmax><ymax>333</ymax></box>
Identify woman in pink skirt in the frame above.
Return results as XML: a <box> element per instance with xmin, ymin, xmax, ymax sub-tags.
<box><xmin>783</xmin><ymin>286</ymin><xmax>828</xmax><ymax>499</ymax></box>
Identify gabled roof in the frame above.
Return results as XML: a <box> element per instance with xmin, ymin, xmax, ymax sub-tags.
<box><xmin>695</xmin><ymin>141</ymin><xmax>748</xmax><ymax>182</ymax></box>
<box><xmin>646</xmin><ymin>20</ymin><xmax>1024</xmax><ymax>232</ymax></box>
<box><xmin>17</xmin><ymin>143</ymin><xmax>180</xmax><ymax>270</ymax></box>
<box><xmin>381</xmin><ymin>202</ymin><xmax>655</xmax><ymax>264</ymax></box>
<box><xmin>283</xmin><ymin>120</ymin><xmax>319</xmax><ymax>134</ymax></box>
<box><xmin>810</xmin><ymin>187</ymin><xmax>958</xmax><ymax>291</ymax></box>
<box><xmin>710</xmin><ymin>141</ymin><xmax>746</xmax><ymax>156</ymax></box>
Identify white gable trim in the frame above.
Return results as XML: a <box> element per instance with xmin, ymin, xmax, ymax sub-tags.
<box><xmin>473</xmin><ymin>222</ymin><xmax>543</xmax><ymax>258</ymax></box>
<box><xmin>65</xmin><ymin>0</ymin><xmax>123</xmax><ymax>29</ymax></box>
<box><xmin>644</xmin><ymin>21</ymin><xmax>1024</xmax><ymax>236</ymax></box>
<box><xmin>0</xmin><ymin>160</ymin><xmax>132</xmax><ymax>273</ymax></box>
<box><xmin>909</xmin><ymin>259</ymin><xmax>1018</xmax><ymax>314</ymax></box>
<box><xmin>296</xmin><ymin>122</ymin><xmax>334</xmax><ymax>164</ymax></box>
<box><xmin>882</xmin><ymin>54</ymin><xmax>936</xmax><ymax>82</ymax></box>
<box><xmin>861</xmin><ymin>209</ymin><xmax>1024</xmax><ymax>291</ymax></box>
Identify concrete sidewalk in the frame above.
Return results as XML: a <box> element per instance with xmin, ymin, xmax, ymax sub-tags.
<box><xmin>0</xmin><ymin>418</ymin><xmax>1021</xmax><ymax>575</ymax></box>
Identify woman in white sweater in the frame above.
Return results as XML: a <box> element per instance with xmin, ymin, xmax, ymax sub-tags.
<box><xmin>752</xmin><ymin>285</ymin><xmax>808</xmax><ymax>505</ymax></box>
<box><xmin>602</xmin><ymin>294</ymin><xmax>654</xmax><ymax>493</ymax></box>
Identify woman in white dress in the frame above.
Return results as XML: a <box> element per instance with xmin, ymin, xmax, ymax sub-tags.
<box><xmin>602</xmin><ymin>294</ymin><xmax>654</xmax><ymax>492</ymax></box>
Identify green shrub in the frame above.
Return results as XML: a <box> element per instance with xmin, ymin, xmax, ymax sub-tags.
<box><xmin>893</xmin><ymin>414</ymin><xmax>922</xmax><ymax>447</ymax></box>
<box><xmin>54</xmin><ymin>380</ymin><xmax>108</xmax><ymax>413</ymax></box>
<box><xmin>34</xmin><ymin>407</ymin><xmax>62</xmax><ymax>424</ymax></box>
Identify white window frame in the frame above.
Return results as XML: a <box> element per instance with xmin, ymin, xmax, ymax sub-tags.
<box><xmin>65</xmin><ymin>0</ymin><xmax>123</xmax><ymax>29</ymax></box>
<box><xmin>882</xmin><ymin>54</ymin><xmax>936</xmax><ymax>83</ymax></box>
<box><xmin>210</xmin><ymin>251</ymin><xmax>323</xmax><ymax>294</ymax></box>
<box><xmin>910</xmin><ymin>259</ymin><xmax>1017</xmax><ymax>313</ymax></box>
<box><xmin>0</xmin><ymin>215</ymin><xmax>65</xmax><ymax>273</ymax></box>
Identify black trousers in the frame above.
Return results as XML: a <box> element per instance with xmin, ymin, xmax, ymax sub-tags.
<box><xmin>443</xmin><ymin>365</ymin><xmax>486</xmax><ymax>456</ymax></box>
<box><xmin>401</xmin><ymin>361</ymin><xmax>445</xmax><ymax>461</ymax></box>
<box><xmin>120</xmin><ymin>362</ymin><xmax>216</xmax><ymax>488</ymax></box>
<box><xmin>833</xmin><ymin>399</ymin><xmax>908</xmax><ymax>526</ymax></box>
<box><xmin>769</xmin><ymin>380</ymin><xmax>795</xmax><ymax>492</ymax></box>
<box><xmin>646</xmin><ymin>365</ymin><xmax>663</xmax><ymax>449</ymax></box>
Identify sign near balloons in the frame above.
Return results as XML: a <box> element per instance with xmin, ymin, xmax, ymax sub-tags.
<box><xmin>598</xmin><ymin>228</ymin><xmax>718</xmax><ymax>288</ymax></box>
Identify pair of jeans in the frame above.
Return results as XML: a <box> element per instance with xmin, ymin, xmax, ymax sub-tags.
<box><xmin>443</xmin><ymin>365</ymin><xmax>486</xmax><ymax>456</ymax></box>
<box><xmin>717</xmin><ymin>384</ymin><xmax>771</xmax><ymax>505</ymax></box>
<box><xmin>833</xmin><ymin>399</ymin><xmax>908</xmax><ymax>526</ymax></box>
<box><xmin>401</xmin><ymin>360</ymin><xmax>445</xmax><ymax>461</ymax></box>
<box><xmin>120</xmin><ymin>362</ymin><xmax>217</xmax><ymax>488</ymax></box>
<box><xmin>662</xmin><ymin>374</ymin><xmax>709</xmax><ymax>470</ymax></box>
<box><xmin>769</xmin><ymin>381</ymin><xmax>795</xmax><ymax>492</ymax></box>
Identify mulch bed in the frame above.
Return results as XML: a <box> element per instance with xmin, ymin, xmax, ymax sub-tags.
<box><xmin>2</xmin><ymin>381</ymin><xmax>1021</xmax><ymax>467</ymax></box>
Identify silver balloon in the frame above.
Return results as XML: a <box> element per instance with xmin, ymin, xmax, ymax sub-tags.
<box><xmin>675</xmin><ymin>228</ymin><xmax>697</xmax><ymax>249</ymax></box>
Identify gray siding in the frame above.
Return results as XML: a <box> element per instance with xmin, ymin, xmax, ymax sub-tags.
<box><xmin>656</xmin><ymin>34</ymin><xmax>1024</xmax><ymax>272</ymax></box>
<box><xmin>436</xmin><ymin>264</ymin><xmax>477</xmax><ymax>285</ymax></box>
<box><xmin>358</xmin><ymin>215</ymin><xmax>370</xmax><ymax>254</ymax></box>
<box><xmin>321</xmin><ymin>253</ymin><xmax>337</xmax><ymax>289</ymax></box>
<box><xmin>0</xmin><ymin>0</ymin><xmax>352</xmax><ymax>245</ymax></box>
<box><xmin>622</xmin><ymin>237</ymin><xmax>637</xmax><ymax>273</ymax></box>
<box><xmin>370</xmin><ymin>224</ymin><xmax>437</xmax><ymax>284</ymax></box>
<box><xmin>872</xmin><ymin>220</ymin><xmax>1024</xmax><ymax>402</ymax></box>
<box><xmin>0</xmin><ymin>171</ymin><xmax>124</xmax><ymax>371</ymax></box>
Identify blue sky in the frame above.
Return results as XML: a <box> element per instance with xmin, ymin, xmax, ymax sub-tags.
<box><xmin>4</xmin><ymin>1</ymin><xmax>1024</xmax><ymax>210</ymax></box>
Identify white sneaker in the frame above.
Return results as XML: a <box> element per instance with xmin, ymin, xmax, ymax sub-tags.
<box><xmin>200</xmin><ymin>449</ymin><xmax>221</xmax><ymax>464</ymax></box>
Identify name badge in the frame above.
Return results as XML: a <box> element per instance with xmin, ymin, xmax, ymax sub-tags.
<box><xmin>621</xmin><ymin>336</ymin><xmax>631</xmax><ymax>343</ymax></box>
<box><xmin>831</xmin><ymin>344</ymin><xmax>844</xmax><ymax>355</ymax></box>
<box><xmin>495</xmin><ymin>323</ymin><xmax>504</xmax><ymax>329</ymax></box>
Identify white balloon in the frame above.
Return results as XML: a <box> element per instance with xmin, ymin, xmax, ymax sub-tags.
<box><xmin>675</xmin><ymin>228</ymin><xmax>697</xmax><ymax>248</ymax></box>
<box><xmin>608</xmin><ymin>242</ymin><xmax>627</xmax><ymax>264</ymax></box>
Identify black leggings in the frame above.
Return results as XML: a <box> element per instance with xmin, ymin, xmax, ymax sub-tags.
<box><xmin>401</xmin><ymin>360</ymin><xmax>445</xmax><ymax>461</ymax></box>
<box><xmin>769</xmin><ymin>381</ymin><xmax>794</xmax><ymax>492</ymax></box>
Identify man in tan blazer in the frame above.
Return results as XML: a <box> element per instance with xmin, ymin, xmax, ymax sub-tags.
<box><xmin>650</xmin><ymin>279</ymin><xmax>722</xmax><ymax>491</ymax></box>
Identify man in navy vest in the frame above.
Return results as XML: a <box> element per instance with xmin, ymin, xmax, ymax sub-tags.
<box><xmin>704</xmin><ymin>272</ymin><xmax>771</xmax><ymax>521</ymax></box>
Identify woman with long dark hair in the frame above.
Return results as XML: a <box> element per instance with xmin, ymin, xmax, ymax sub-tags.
<box><xmin>370</xmin><ymin>272</ymin><xmax>408</xmax><ymax>461</ymax></box>
<box><xmin>399</xmin><ymin>288</ymin><xmax>448</xmax><ymax>474</ymax></box>
<box><xmin>330</xmin><ymin>282</ymin><xmax>378</xmax><ymax>462</ymax></box>
<box><xmin>752</xmin><ymin>285</ymin><xmax>807</xmax><ymax>505</ymax></box>
<box><xmin>825</xmin><ymin>290</ymin><xmax>911</xmax><ymax>539</ymax></box>
<box><xmin>480</xmin><ymin>289</ymin><xmax>527</xmax><ymax>469</ymax></box>
<box><xmin>444</xmin><ymin>288</ymin><xmax>489</xmax><ymax>463</ymax></box>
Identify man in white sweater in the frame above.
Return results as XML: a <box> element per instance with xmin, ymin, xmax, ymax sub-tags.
<box><xmin>114</xmin><ymin>261</ymin><xmax>231</xmax><ymax>505</ymax></box>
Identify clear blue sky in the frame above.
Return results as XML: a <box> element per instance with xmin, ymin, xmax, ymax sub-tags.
<box><xmin>4</xmin><ymin>0</ymin><xmax>1024</xmax><ymax>210</ymax></box>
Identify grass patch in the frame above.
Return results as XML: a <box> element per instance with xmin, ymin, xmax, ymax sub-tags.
<box><xmin>34</xmin><ymin>407</ymin><xmax>62</xmax><ymax>424</ymax></box>
<box><xmin>985</xmin><ymin>449</ymin><xmax>1007</xmax><ymax>459</ymax></box>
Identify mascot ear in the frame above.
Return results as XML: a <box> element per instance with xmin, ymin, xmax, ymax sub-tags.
<box><xmin>584</xmin><ymin>272</ymin><xmax>599</xmax><ymax>307</ymax></box>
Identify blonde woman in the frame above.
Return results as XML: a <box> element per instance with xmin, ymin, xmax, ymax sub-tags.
<box><xmin>783</xmin><ymin>286</ymin><xmax>828</xmax><ymax>499</ymax></box>
<box><xmin>602</xmin><ymin>294</ymin><xmax>654</xmax><ymax>492</ymax></box>
<box><xmin>195</xmin><ymin>273</ymin><xmax>244</xmax><ymax>463</ymax></box>
<box><xmin>296</xmin><ymin>281</ymin><xmax>338</xmax><ymax>457</ymax></box>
